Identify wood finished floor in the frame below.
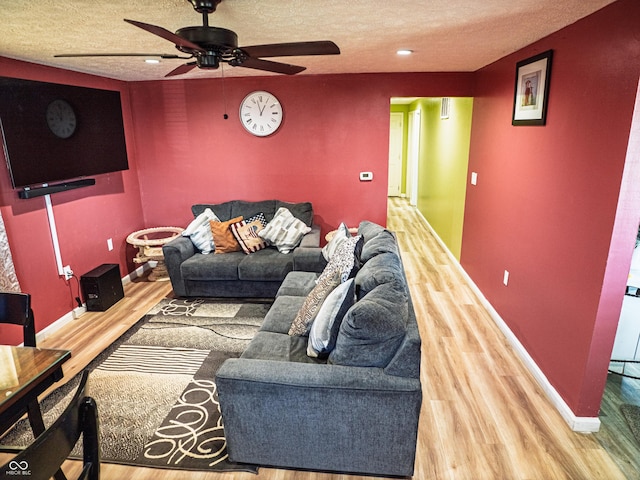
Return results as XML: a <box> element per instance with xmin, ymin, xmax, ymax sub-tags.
<box><xmin>3</xmin><ymin>197</ymin><xmax>638</xmax><ymax>479</ymax></box>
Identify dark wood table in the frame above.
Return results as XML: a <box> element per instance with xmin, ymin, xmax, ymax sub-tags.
<box><xmin>0</xmin><ymin>345</ymin><xmax>71</xmax><ymax>436</ymax></box>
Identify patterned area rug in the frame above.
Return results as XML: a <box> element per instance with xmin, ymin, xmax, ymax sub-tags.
<box><xmin>0</xmin><ymin>297</ymin><xmax>271</xmax><ymax>473</ymax></box>
<box><xmin>620</xmin><ymin>404</ymin><xmax>640</xmax><ymax>446</ymax></box>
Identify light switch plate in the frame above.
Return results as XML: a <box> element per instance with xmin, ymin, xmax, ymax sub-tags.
<box><xmin>360</xmin><ymin>172</ymin><xmax>373</xmax><ymax>181</ymax></box>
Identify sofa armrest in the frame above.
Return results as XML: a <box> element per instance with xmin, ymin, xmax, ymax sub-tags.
<box><xmin>293</xmin><ymin>247</ymin><xmax>326</xmax><ymax>272</ymax></box>
<box><xmin>162</xmin><ymin>236</ymin><xmax>196</xmax><ymax>297</ymax></box>
<box><xmin>299</xmin><ymin>224</ymin><xmax>321</xmax><ymax>247</ymax></box>
<box><xmin>216</xmin><ymin>358</ymin><xmax>421</xmax><ymax>476</ymax></box>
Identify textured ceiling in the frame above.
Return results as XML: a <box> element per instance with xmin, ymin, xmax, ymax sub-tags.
<box><xmin>0</xmin><ymin>0</ymin><xmax>615</xmax><ymax>81</ymax></box>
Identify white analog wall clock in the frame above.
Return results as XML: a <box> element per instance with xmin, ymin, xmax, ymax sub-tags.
<box><xmin>239</xmin><ymin>91</ymin><xmax>283</xmax><ymax>137</ymax></box>
<box><xmin>46</xmin><ymin>99</ymin><xmax>77</xmax><ymax>139</ymax></box>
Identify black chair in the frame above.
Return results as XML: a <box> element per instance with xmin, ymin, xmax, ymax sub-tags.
<box><xmin>0</xmin><ymin>291</ymin><xmax>36</xmax><ymax>347</ymax></box>
<box><xmin>0</xmin><ymin>371</ymin><xmax>100</xmax><ymax>480</ymax></box>
<box><xmin>0</xmin><ymin>292</ymin><xmax>47</xmax><ymax>438</ymax></box>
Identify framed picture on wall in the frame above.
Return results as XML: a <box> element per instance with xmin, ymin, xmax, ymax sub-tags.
<box><xmin>512</xmin><ymin>50</ymin><xmax>553</xmax><ymax>126</ymax></box>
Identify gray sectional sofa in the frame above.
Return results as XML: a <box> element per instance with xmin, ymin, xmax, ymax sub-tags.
<box><xmin>163</xmin><ymin>200</ymin><xmax>325</xmax><ymax>298</ymax></box>
<box><xmin>216</xmin><ymin>221</ymin><xmax>422</xmax><ymax>477</ymax></box>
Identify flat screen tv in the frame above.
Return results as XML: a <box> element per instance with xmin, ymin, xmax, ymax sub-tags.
<box><xmin>0</xmin><ymin>77</ymin><xmax>129</xmax><ymax>194</ymax></box>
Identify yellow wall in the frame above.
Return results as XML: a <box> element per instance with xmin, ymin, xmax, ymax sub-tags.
<box><xmin>408</xmin><ymin>97</ymin><xmax>473</xmax><ymax>260</ymax></box>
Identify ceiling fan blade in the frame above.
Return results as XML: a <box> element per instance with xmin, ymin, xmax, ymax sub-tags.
<box><xmin>241</xmin><ymin>41</ymin><xmax>340</xmax><ymax>58</ymax></box>
<box><xmin>239</xmin><ymin>57</ymin><xmax>306</xmax><ymax>75</ymax></box>
<box><xmin>124</xmin><ymin>19</ymin><xmax>205</xmax><ymax>53</ymax></box>
<box><xmin>164</xmin><ymin>62</ymin><xmax>198</xmax><ymax>77</ymax></box>
<box><xmin>54</xmin><ymin>53</ymin><xmax>191</xmax><ymax>59</ymax></box>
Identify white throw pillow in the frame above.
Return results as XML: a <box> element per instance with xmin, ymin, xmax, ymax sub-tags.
<box><xmin>182</xmin><ymin>208</ymin><xmax>220</xmax><ymax>254</ymax></box>
<box><xmin>307</xmin><ymin>278</ymin><xmax>356</xmax><ymax>358</ymax></box>
<box><xmin>322</xmin><ymin>222</ymin><xmax>350</xmax><ymax>261</ymax></box>
<box><xmin>259</xmin><ymin>207</ymin><xmax>311</xmax><ymax>254</ymax></box>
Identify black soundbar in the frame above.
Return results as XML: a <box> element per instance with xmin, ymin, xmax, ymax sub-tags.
<box><xmin>18</xmin><ymin>179</ymin><xmax>96</xmax><ymax>199</ymax></box>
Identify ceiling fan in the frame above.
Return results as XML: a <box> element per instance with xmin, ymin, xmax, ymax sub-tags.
<box><xmin>55</xmin><ymin>0</ymin><xmax>340</xmax><ymax>77</ymax></box>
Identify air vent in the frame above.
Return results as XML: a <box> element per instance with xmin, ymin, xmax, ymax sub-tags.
<box><xmin>441</xmin><ymin>97</ymin><xmax>450</xmax><ymax>119</ymax></box>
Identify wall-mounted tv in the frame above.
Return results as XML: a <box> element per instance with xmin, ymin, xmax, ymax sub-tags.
<box><xmin>0</xmin><ymin>77</ymin><xmax>129</xmax><ymax>196</ymax></box>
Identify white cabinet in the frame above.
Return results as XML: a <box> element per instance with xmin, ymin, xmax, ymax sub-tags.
<box><xmin>611</xmin><ymin>294</ymin><xmax>640</xmax><ymax>360</ymax></box>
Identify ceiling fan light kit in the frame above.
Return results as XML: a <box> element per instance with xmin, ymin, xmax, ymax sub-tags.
<box><xmin>55</xmin><ymin>0</ymin><xmax>340</xmax><ymax>78</ymax></box>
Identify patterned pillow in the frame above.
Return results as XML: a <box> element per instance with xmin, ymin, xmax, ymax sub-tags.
<box><xmin>288</xmin><ymin>269</ymin><xmax>341</xmax><ymax>336</ymax></box>
<box><xmin>182</xmin><ymin>208</ymin><xmax>220</xmax><ymax>254</ymax></box>
<box><xmin>230</xmin><ymin>213</ymin><xmax>268</xmax><ymax>254</ymax></box>
<box><xmin>259</xmin><ymin>207</ymin><xmax>311</xmax><ymax>254</ymax></box>
<box><xmin>318</xmin><ymin>234</ymin><xmax>364</xmax><ymax>284</ymax></box>
<box><xmin>210</xmin><ymin>216</ymin><xmax>243</xmax><ymax>254</ymax></box>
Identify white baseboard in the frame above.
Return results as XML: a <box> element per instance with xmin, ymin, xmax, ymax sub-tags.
<box><xmin>414</xmin><ymin>209</ymin><xmax>601</xmax><ymax>433</ymax></box>
<box><xmin>123</xmin><ymin>263</ymin><xmax>150</xmax><ymax>285</ymax></box>
<box><xmin>37</xmin><ymin>263</ymin><xmax>150</xmax><ymax>343</ymax></box>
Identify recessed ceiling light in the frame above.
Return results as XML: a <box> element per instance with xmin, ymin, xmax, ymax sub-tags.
<box><xmin>145</xmin><ymin>59</ymin><xmax>160</xmax><ymax>64</ymax></box>
<box><xmin>396</xmin><ymin>49</ymin><xmax>413</xmax><ymax>56</ymax></box>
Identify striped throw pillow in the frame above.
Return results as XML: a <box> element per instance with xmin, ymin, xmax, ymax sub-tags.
<box><xmin>259</xmin><ymin>207</ymin><xmax>311</xmax><ymax>254</ymax></box>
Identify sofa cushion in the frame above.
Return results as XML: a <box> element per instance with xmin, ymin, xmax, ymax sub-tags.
<box><xmin>211</xmin><ymin>216</ymin><xmax>243</xmax><ymax>254</ymax></box>
<box><xmin>238</xmin><ymin>249</ymin><xmax>294</xmax><ymax>282</ymax></box>
<box><xmin>181</xmin><ymin>251</ymin><xmax>244</xmax><ymax>281</ymax></box>
<box><xmin>231</xmin><ymin>200</ymin><xmax>277</xmax><ymax>221</ymax></box>
<box><xmin>360</xmin><ymin>230</ymin><xmax>399</xmax><ymax>263</ymax></box>
<box><xmin>192</xmin><ymin>202</ymin><xmax>233</xmax><ymax>221</ymax></box>
<box><xmin>329</xmin><ymin>281</ymin><xmax>408</xmax><ymax>368</ymax></box>
<box><xmin>261</xmin><ymin>295</ymin><xmax>306</xmax><ymax>333</ymax></box>
<box><xmin>182</xmin><ymin>207</ymin><xmax>220</xmax><ymax>254</ymax></box>
<box><xmin>277</xmin><ymin>271</ymin><xmax>319</xmax><ymax>297</ymax></box>
<box><xmin>288</xmin><ymin>269</ymin><xmax>341</xmax><ymax>336</ymax></box>
<box><xmin>230</xmin><ymin>213</ymin><xmax>268</xmax><ymax>254</ymax></box>
<box><xmin>307</xmin><ymin>278</ymin><xmax>356</xmax><ymax>359</ymax></box>
<box><xmin>241</xmin><ymin>331</ymin><xmax>322</xmax><ymax>364</ymax></box>
<box><xmin>275</xmin><ymin>201</ymin><xmax>313</xmax><ymax>226</ymax></box>
<box><xmin>259</xmin><ymin>207</ymin><xmax>312</xmax><ymax>254</ymax></box>
<box><xmin>358</xmin><ymin>220</ymin><xmax>386</xmax><ymax>243</ymax></box>
<box><xmin>355</xmin><ymin>252</ymin><xmax>405</xmax><ymax>298</ymax></box>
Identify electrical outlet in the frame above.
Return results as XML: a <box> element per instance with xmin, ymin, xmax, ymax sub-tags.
<box><xmin>63</xmin><ymin>265</ymin><xmax>73</xmax><ymax>280</ymax></box>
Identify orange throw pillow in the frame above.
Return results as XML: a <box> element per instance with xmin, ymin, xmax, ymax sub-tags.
<box><xmin>210</xmin><ymin>216</ymin><xmax>243</xmax><ymax>253</ymax></box>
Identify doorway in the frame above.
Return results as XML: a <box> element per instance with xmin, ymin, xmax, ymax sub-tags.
<box><xmin>388</xmin><ymin>112</ymin><xmax>404</xmax><ymax>197</ymax></box>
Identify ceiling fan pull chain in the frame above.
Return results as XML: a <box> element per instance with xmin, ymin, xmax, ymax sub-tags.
<box><xmin>221</xmin><ymin>63</ymin><xmax>229</xmax><ymax>119</ymax></box>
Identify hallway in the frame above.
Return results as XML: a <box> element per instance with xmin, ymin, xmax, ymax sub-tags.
<box><xmin>387</xmin><ymin>196</ymin><xmax>633</xmax><ymax>479</ymax></box>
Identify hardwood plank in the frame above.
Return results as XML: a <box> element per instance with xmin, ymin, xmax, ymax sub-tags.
<box><xmin>2</xmin><ymin>198</ymin><xmax>631</xmax><ymax>479</ymax></box>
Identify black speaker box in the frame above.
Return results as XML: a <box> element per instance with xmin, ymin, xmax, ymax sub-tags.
<box><xmin>80</xmin><ymin>263</ymin><xmax>124</xmax><ymax>312</ymax></box>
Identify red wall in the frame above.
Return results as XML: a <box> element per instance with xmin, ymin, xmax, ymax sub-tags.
<box><xmin>462</xmin><ymin>0</ymin><xmax>640</xmax><ymax>416</ymax></box>
<box><xmin>0</xmin><ymin>58</ymin><xmax>146</xmax><ymax>346</ymax></box>
<box><xmin>0</xmin><ymin>65</ymin><xmax>473</xmax><ymax>346</ymax></box>
<box><xmin>129</xmin><ymin>73</ymin><xmax>474</xmax><ymax>234</ymax></box>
